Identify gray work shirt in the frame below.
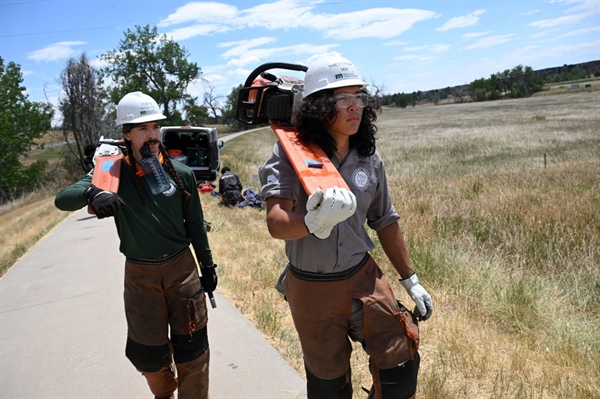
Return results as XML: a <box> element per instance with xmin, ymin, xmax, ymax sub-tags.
<box><xmin>259</xmin><ymin>141</ymin><xmax>400</xmax><ymax>274</ymax></box>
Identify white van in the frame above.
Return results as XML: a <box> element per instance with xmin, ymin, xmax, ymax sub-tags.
<box><xmin>160</xmin><ymin>126</ymin><xmax>223</xmax><ymax>182</ymax></box>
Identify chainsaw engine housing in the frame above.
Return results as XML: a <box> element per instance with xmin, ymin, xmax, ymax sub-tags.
<box><xmin>236</xmin><ymin>63</ymin><xmax>307</xmax><ymax>126</ymax></box>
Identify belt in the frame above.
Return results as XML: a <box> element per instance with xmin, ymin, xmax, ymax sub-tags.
<box><xmin>289</xmin><ymin>253</ymin><xmax>369</xmax><ymax>282</ymax></box>
<box><xmin>126</xmin><ymin>247</ymin><xmax>188</xmax><ymax>265</ymax></box>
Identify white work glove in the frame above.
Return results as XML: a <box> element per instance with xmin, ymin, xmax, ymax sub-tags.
<box><xmin>400</xmin><ymin>273</ymin><xmax>433</xmax><ymax>321</ymax></box>
<box><xmin>304</xmin><ymin>186</ymin><xmax>357</xmax><ymax>239</ymax></box>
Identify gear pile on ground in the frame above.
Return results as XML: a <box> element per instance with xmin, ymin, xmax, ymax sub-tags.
<box><xmin>211</xmin><ymin>188</ymin><xmax>265</xmax><ymax>208</ymax></box>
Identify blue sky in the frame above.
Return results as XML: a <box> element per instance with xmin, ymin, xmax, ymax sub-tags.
<box><xmin>1</xmin><ymin>0</ymin><xmax>598</xmax><ymax>123</ymax></box>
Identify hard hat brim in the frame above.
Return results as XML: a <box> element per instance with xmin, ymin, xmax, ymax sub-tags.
<box><xmin>118</xmin><ymin>114</ymin><xmax>167</xmax><ymax>125</ymax></box>
<box><xmin>303</xmin><ymin>78</ymin><xmax>368</xmax><ymax>98</ymax></box>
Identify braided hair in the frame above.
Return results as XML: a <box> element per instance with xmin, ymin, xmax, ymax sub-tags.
<box><xmin>160</xmin><ymin>144</ymin><xmax>191</xmax><ymax>201</ymax></box>
<box><xmin>123</xmin><ymin>124</ymin><xmax>191</xmax><ymax>208</ymax></box>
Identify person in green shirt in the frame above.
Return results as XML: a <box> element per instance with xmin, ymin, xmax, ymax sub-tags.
<box><xmin>55</xmin><ymin>91</ymin><xmax>217</xmax><ymax>399</ymax></box>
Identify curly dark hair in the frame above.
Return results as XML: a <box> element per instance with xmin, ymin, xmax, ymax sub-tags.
<box><xmin>293</xmin><ymin>89</ymin><xmax>380</xmax><ymax>158</ymax></box>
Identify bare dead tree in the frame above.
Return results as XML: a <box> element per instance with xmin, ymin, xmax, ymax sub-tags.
<box><xmin>369</xmin><ymin>78</ymin><xmax>387</xmax><ymax>99</ymax></box>
<box><xmin>202</xmin><ymin>84</ymin><xmax>223</xmax><ymax>124</ymax></box>
<box><xmin>452</xmin><ymin>86</ymin><xmax>469</xmax><ymax>103</ymax></box>
<box><xmin>58</xmin><ymin>52</ymin><xmax>105</xmax><ymax>172</ymax></box>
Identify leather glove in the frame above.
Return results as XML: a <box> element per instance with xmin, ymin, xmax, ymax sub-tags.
<box><xmin>84</xmin><ymin>184</ymin><xmax>123</xmax><ymax>219</ymax></box>
<box><xmin>400</xmin><ymin>273</ymin><xmax>433</xmax><ymax>321</ymax></box>
<box><xmin>200</xmin><ymin>264</ymin><xmax>218</xmax><ymax>293</ymax></box>
<box><xmin>304</xmin><ymin>186</ymin><xmax>357</xmax><ymax>239</ymax></box>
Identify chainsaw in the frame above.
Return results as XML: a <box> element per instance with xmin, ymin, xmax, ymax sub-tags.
<box><xmin>236</xmin><ymin>62</ymin><xmax>350</xmax><ymax>194</ymax></box>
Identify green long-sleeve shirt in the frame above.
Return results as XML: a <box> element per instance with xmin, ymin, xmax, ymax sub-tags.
<box><xmin>55</xmin><ymin>159</ymin><xmax>213</xmax><ymax>267</ymax></box>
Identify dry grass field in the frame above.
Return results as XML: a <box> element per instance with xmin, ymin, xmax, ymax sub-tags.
<box><xmin>207</xmin><ymin>91</ymin><xmax>600</xmax><ymax>398</ymax></box>
<box><xmin>1</xmin><ymin>90</ymin><xmax>598</xmax><ymax>398</ymax></box>
<box><xmin>0</xmin><ymin>189</ymin><xmax>70</xmax><ymax>277</ymax></box>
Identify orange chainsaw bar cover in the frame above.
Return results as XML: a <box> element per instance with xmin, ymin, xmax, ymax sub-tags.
<box><xmin>88</xmin><ymin>155</ymin><xmax>123</xmax><ymax>214</ymax></box>
<box><xmin>272</xmin><ymin>124</ymin><xmax>349</xmax><ymax>195</ymax></box>
<box><xmin>92</xmin><ymin>155</ymin><xmax>123</xmax><ymax>192</ymax></box>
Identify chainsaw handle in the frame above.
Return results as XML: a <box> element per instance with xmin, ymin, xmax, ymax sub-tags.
<box><xmin>99</xmin><ymin>139</ymin><xmax>125</xmax><ymax>146</ymax></box>
<box><xmin>97</xmin><ymin>139</ymin><xmax>127</xmax><ymax>154</ymax></box>
<box><xmin>243</xmin><ymin>62</ymin><xmax>308</xmax><ymax>87</ymax></box>
<box><xmin>98</xmin><ymin>139</ymin><xmax>125</xmax><ymax>145</ymax></box>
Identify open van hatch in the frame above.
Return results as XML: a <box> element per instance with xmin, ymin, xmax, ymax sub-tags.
<box><xmin>160</xmin><ymin>126</ymin><xmax>222</xmax><ymax>182</ymax></box>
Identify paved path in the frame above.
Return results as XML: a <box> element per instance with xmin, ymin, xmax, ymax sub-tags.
<box><xmin>0</xmin><ymin>208</ymin><xmax>307</xmax><ymax>398</ymax></box>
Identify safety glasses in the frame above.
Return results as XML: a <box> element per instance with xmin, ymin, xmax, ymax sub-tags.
<box><xmin>333</xmin><ymin>93</ymin><xmax>369</xmax><ymax>108</ymax></box>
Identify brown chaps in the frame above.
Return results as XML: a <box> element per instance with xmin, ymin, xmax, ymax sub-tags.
<box><xmin>284</xmin><ymin>255</ymin><xmax>419</xmax><ymax>399</ymax></box>
<box><xmin>124</xmin><ymin>248</ymin><xmax>210</xmax><ymax>398</ymax></box>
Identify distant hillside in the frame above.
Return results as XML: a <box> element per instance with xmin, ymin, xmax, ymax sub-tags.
<box><xmin>534</xmin><ymin>59</ymin><xmax>600</xmax><ymax>77</ymax></box>
<box><xmin>384</xmin><ymin>59</ymin><xmax>600</xmax><ymax>106</ymax></box>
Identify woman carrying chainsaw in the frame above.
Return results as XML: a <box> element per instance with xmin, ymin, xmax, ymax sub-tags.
<box><xmin>55</xmin><ymin>91</ymin><xmax>216</xmax><ymax>399</ymax></box>
<box><xmin>259</xmin><ymin>54</ymin><xmax>433</xmax><ymax>399</ymax></box>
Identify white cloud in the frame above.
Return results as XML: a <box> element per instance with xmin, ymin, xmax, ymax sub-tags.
<box><xmin>501</xmin><ymin>45</ymin><xmax>543</xmax><ymax>66</ymax></box>
<box><xmin>224</xmin><ymin>43</ymin><xmax>338</xmax><ymax>67</ymax></box>
<box><xmin>404</xmin><ymin>44</ymin><xmax>450</xmax><ymax>54</ymax></box>
<box><xmin>158</xmin><ymin>2</ymin><xmax>439</xmax><ymax>41</ymax></box>
<box><xmin>465</xmin><ymin>34</ymin><xmax>515</xmax><ymax>50</ymax></box>
<box><xmin>166</xmin><ymin>24</ymin><xmax>232</xmax><ymax>41</ymax></box>
<box><xmin>238</xmin><ymin>0</ymin><xmax>318</xmax><ymax>30</ymax></box>
<box><xmin>530</xmin><ymin>0</ymin><xmax>598</xmax><ymax>28</ymax></box>
<box><xmin>219</xmin><ymin>37</ymin><xmax>278</xmax><ymax>58</ymax></box>
<box><xmin>393</xmin><ymin>54</ymin><xmax>439</xmax><ymax>64</ymax></box>
<box><xmin>530</xmin><ymin>29</ymin><xmax>559</xmax><ymax>39</ymax></box>
<box><xmin>200</xmin><ymin>73</ymin><xmax>227</xmax><ymax>86</ymax></box>
<box><xmin>555</xmin><ymin>26</ymin><xmax>600</xmax><ymax>38</ymax></box>
<box><xmin>159</xmin><ymin>0</ymin><xmax>319</xmax><ymax>33</ymax></box>
<box><xmin>394</xmin><ymin>55</ymin><xmax>421</xmax><ymax>61</ymax></box>
<box><xmin>315</xmin><ymin>8</ymin><xmax>439</xmax><ymax>40</ymax></box>
<box><xmin>383</xmin><ymin>40</ymin><xmax>408</xmax><ymax>47</ymax></box>
<box><xmin>561</xmin><ymin>0</ymin><xmax>599</xmax><ymax>15</ymax></box>
<box><xmin>533</xmin><ymin>26</ymin><xmax>600</xmax><ymax>42</ymax></box>
<box><xmin>208</xmin><ymin>66</ymin><xmax>260</xmax><ymax>89</ymax></box>
<box><xmin>27</xmin><ymin>41</ymin><xmax>86</xmax><ymax>62</ymax></box>
<box><xmin>486</xmin><ymin>40</ymin><xmax>595</xmax><ymax>74</ymax></box>
<box><xmin>461</xmin><ymin>31</ymin><xmax>493</xmax><ymax>40</ymax></box>
<box><xmin>530</xmin><ymin>13</ymin><xmax>590</xmax><ymax>28</ymax></box>
<box><xmin>549</xmin><ymin>40</ymin><xmax>599</xmax><ymax>54</ymax></box>
<box><xmin>520</xmin><ymin>9</ymin><xmax>541</xmax><ymax>16</ymax></box>
<box><xmin>436</xmin><ymin>9</ymin><xmax>486</xmax><ymax>31</ymax></box>
<box><xmin>226</xmin><ymin>54</ymin><xmax>263</xmax><ymax>68</ymax></box>
<box><xmin>158</xmin><ymin>2</ymin><xmax>239</xmax><ymax>27</ymax></box>
<box><xmin>216</xmin><ymin>36</ymin><xmax>338</xmax><ymax>68</ymax></box>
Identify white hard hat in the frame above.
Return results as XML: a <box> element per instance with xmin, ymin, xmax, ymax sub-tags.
<box><xmin>302</xmin><ymin>55</ymin><xmax>368</xmax><ymax>98</ymax></box>
<box><xmin>116</xmin><ymin>91</ymin><xmax>167</xmax><ymax>125</ymax></box>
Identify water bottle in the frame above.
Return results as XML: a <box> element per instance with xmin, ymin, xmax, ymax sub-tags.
<box><xmin>138</xmin><ymin>144</ymin><xmax>171</xmax><ymax>195</ymax></box>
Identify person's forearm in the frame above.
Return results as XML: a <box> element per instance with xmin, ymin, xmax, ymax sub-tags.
<box><xmin>54</xmin><ymin>176</ymin><xmax>92</xmax><ymax>211</ymax></box>
<box><xmin>266</xmin><ymin>203</ymin><xmax>309</xmax><ymax>240</ymax></box>
<box><xmin>377</xmin><ymin>222</ymin><xmax>414</xmax><ymax>279</ymax></box>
